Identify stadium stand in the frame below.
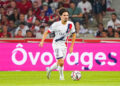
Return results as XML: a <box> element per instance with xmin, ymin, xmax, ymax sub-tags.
<box><xmin>0</xmin><ymin>0</ymin><xmax>119</xmax><ymax>39</ymax></box>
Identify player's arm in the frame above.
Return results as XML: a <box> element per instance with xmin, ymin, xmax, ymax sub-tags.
<box><xmin>69</xmin><ymin>32</ymin><xmax>76</xmax><ymax>53</ymax></box>
<box><xmin>39</xmin><ymin>30</ymin><xmax>49</xmax><ymax>47</ymax></box>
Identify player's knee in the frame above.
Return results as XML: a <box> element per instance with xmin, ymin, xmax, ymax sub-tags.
<box><xmin>59</xmin><ymin>62</ymin><xmax>64</xmax><ymax>67</ymax></box>
<box><xmin>58</xmin><ymin>59</ymin><xmax>64</xmax><ymax>67</ymax></box>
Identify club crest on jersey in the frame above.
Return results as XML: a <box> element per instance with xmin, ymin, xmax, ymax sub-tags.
<box><xmin>66</xmin><ymin>24</ymin><xmax>72</xmax><ymax>33</ymax></box>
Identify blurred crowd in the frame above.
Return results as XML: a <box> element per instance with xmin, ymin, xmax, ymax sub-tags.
<box><xmin>0</xmin><ymin>0</ymin><xmax>119</xmax><ymax>38</ymax></box>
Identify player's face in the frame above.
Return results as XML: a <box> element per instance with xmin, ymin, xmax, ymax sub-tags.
<box><xmin>60</xmin><ymin>12</ymin><xmax>69</xmax><ymax>23</ymax></box>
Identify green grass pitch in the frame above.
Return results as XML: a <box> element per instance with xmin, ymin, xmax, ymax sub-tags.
<box><xmin>0</xmin><ymin>71</ymin><xmax>120</xmax><ymax>86</ymax></box>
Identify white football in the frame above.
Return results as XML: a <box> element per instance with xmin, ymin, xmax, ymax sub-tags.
<box><xmin>71</xmin><ymin>71</ymin><xmax>81</xmax><ymax>80</ymax></box>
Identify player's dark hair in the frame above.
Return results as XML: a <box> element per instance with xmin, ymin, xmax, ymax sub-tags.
<box><xmin>59</xmin><ymin>8</ymin><xmax>69</xmax><ymax>16</ymax></box>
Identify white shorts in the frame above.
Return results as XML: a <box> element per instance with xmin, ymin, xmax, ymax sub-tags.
<box><xmin>52</xmin><ymin>44</ymin><xmax>67</xmax><ymax>60</ymax></box>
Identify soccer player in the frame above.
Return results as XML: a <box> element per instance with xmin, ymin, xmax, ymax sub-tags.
<box><xmin>39</xmin><ymin>8</ymin><xmax>76</xmax><ymax>80</ymax></box>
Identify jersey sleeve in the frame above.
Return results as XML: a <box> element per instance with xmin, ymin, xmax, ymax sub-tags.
<box><xmin>71</xmin><ymin>22</ymin><xmax>76</xmax><ymax>34</ymax></box>
<box><xmin>48</xmin><ymin>22</ymin><xmax>56</xmax><ymax>33</ymax></box>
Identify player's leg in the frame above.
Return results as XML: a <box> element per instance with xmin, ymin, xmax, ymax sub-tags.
<box><xmin>57</xmin><ymin>58</ymin><xmax>64</xmax><ymax>80</ymax></box>
<box><xmin>46</xmin><ymin>46</ymin><xmax>66</xmax><ymax>80</ymax></box>
<box><xmin>57</xmin><ymin>47</ymin><xmax>67</xmax><ymax>80</ymax></box>
<box><xmin>46</xmin><ymin>47</ymin><xmax>59</xmax><ymax>79</ymax></box>
<box><xmin>46</xmin><ymin>62</ymin><xmax>58</xmax><ymax>79</ymax></box>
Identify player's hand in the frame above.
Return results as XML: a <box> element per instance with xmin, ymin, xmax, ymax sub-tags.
<box><xmin>39</xmin><ymin>42</ymin><xmax>44</xmax><ymax>47</ymax></box>
<box><xmin>69</xmin><ymin>46</ymin><xmax>73</xmax><ymax>54</ymax></box>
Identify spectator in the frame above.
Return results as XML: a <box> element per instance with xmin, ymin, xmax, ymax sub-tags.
<box><xmin>77</xmin><ymin>0</ymin><xmax>92</xmax><ymax>28</ymax></box>
<box><xmin>0</xmin><ymin>23</ymin><xmax>2</xmax><ymax>32</ymax></box>
<box><xmin>8</xmin><ymin>8</ymin><xmax>19</xmax><ymax>22</ymax></box>
<box><xmin>15</xmin><ymin>13</ymin><xmax>27</xmax><ymax>26</ymax></box>
<box><xmin>14</xmin><ymin>29</ymin><xmax>24</xmax><ymax>38</ymax></box>
<box><xmin>8</xmin><ymin>20</ymin><xmax>17</xmax><ymax>37</ymax></box>
<box><xmin>7</xmin><ymin>1</ymin><xmax>17</xmax><ymax>16</ymax></box>
<box><xmin>75</xmin><ymin>22</ymin><xmax>87</xmax><ymax>37</ymax></box>
<box><xmin>36</xmin><ymin>25</ymin><xmax>49</xmax><ymax>38</ymax></box>
<box><xmin>102</xmin><ymin>0</ymin><xmax>107</xmax><ymax>16</ymax></box>
<box><xmin>62</xmin><ymin>0</ymin><xmax>70</xmax><ymax>8</ymax></box>
<box><xmin>75</xmin><ymin>22</ymin><xmax>81</xmax><ymax>35</ymax></box>
<box><xmin>36</xmin><ymin>0</ymin><xmax>42</xmax><ymax>7</ymax></box>
<box><xmin>37</xmin><ymin>10</ymin><xmax>49</xmax><ymax>26</ymax></box>
<box><xmin>30</xmin><ymin>19</ymin><xmax>41</xmax><ymax>36</ymax></box>
<box><xmin>93</xmin><ymin>0</ymin><xmax>103</xmax><ymax>25</ymax></box>
<box><xmin>78</xmin><ymin>0</ymin><xmax>92</xmax><ymax>15</ymax></box>
<box><xmin>106</xmin><ymin>0</ymin><xmax>115</xmax><ymax>11</ymax></box>
<box><xmin>57</xmin><ymin>0</ymin><xmax>70</xmax><ymax>9</ymax></box>
<box><xmin>68</xmin><ymin>1</ymin><xmax>83</xmax><ymax>24</ymax></box>
<box><xmin>16</xmin><ymin>0</ymin><xmax>32</xmax><ymax>14</ymax></box>
<box><xmin>0</xmin><ymin>7</ymin><xmax>7</xmax><ymax>19</ymax></box>
<box><xmin>25</xmin><ymin>30</ymin><xmax>34</xmax><ymax>38</ymax></box>
<box><xmin>31</xmin><ymin>0</ymin><xmax>42</xmax><ymax>7</ymax></box>
<box><xmin>96</xmin><ymin>23</ymin><xmax>106</xmax><ymax>37</ymax></box>
<box><xmin>70</xmin><ymin>0</ymin><xmax>81</xmax><ymax>5</ymax></box>
<box><xmin>107</xmin><ymin>13</ymin><xmax>120</xmax><ymax>30</ymax></box>
<box><xmin>49</xmin><ymin>8</ymin><xmax>60</xmax><ymax>24</ymax></box>
<box><xmin>1</xmin><ymin>15</ymin><xmax>9</xmax><ymax>25</ymax></box>
<box><xmin>0</xmin><ymin>0</ymin><xmax>4</xmax><ymax>8</ymax></box>
<box><xmin>15</xmin><ymin>0</ymin><xmax>21</xmax><ymax>2</ymax></box>
<box><xmin>44</xmin><ymin>0</ymin><xmax>53</xmax><ymax>4</ymax></box>
<box><xmin>25</xmin><ymin>9</ymin><xmax>36</xmax><ymax>27</ymax></box>
<box><xmin>107</xmin><ymin>26</ymin><xmax>114</xmax><ymax>37</ymax></box>
<box><xmin>116</xmin><ymin>26</ymin><xmax>120</xmax><ymax>35</ymax></box>
<box><xmin>40</xmin><ymin>2</ymin><xmax>53</xmax><ymax>16</ymax></box>
<box><xmin>50</xmin><ymin>0</ymin><xmax>59</xmax><ymax>10</ymax></box>
<box><xmin>114</xmin><ymin>31</ymin><xmax>119</xmax><ymax>38</ymax></box>
<box><xmin>15</xmin><ymin>22</ymin><xmax>29</xmax><ymax>37</ymax></box>
<box><xmin>89</xmin><ymin>0</ymin><xmax>94</xmax><ymax>6</ymax></box>
<box><xmin>32</xmin><ymin>1</ymin><xmax>41</xmax><ymax>17</ymax></box>
<box><xmin>0</xmin><ymin>25</ymin><xmax>11</xmax><ymax>38</ymax></box>
<box><xmin>101</xmin><ymin>31</ymin><xmax>108</xmax><ymax>38</ymax></box>
<box><xmin>57</xmin><ymin>2</ymin><xmax>64</xmax><ymax>9</ymax></box>
<box><xmin>2</xmin><ymin>0</ymin><xmax>10</xmax><ymax>9</ymax></box>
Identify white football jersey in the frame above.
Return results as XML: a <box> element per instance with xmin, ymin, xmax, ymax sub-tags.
<box><xmin>48</xmin><ymin>20</ymin><xmax>75</xmax><ymax>47</ymax></box>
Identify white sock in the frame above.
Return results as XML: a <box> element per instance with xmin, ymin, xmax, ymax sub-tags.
<box><xmin>49</xmin><ymin>62</ymin><xmax>58</xmax><ymax>71</ymax></box>
<box><xmin>58</xmin><ymin>66</ymin><xmax>64</xmax><ymax>79</ymax></box>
